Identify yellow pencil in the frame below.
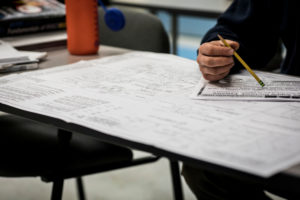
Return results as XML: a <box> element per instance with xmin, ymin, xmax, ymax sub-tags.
<box><xmin>217</xmin><ymin>34</ymin><xmax>265</xmax><ymax>87</ymax></box>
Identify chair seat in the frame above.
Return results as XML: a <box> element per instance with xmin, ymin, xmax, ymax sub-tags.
<box><xmin>0</xmin><ymin>114</ymin><xmax>133</xmax><ymax>179</ymax></box>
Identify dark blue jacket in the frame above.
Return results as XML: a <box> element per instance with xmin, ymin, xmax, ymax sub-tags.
<box><xmin>202</xmin><ymin>0</ymin><xmax>300</xmax><ymax>76</ymax></box>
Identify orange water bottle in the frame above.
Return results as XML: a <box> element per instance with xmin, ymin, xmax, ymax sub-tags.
<box><xmin>65</xmin><ymin>0</ymin><xmax>99</xmax><ymax>55</ymax></box>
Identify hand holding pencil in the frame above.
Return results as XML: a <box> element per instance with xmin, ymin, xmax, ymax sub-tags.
<box><xmin>217</xmin><ymin>34</ymin><xmax>265</xmax><ymax>87</ymax></box>
<box><xmin>197</xmin><ymin>34</ymin><xmax>265</xmax><ymax>87</ymax></box>
<box><xmin>197</xmin><ymin>36</ymin><xmax>240</xmax><ymax>81</ymax></box>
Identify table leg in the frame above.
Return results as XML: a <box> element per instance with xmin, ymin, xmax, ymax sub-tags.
<box><xmin>169</xmin><ymin>160</ymin><xmax>184</xmax><ymax>200</ymax></box>
<box><xmin>171</xmin><ymin>13</ymin><xmax>178</xmax><ymax>54</ymax></box>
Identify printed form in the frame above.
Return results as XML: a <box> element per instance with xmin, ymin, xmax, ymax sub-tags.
<box><xmin>192</xmin><ymin>71</ymin><xmax>300</xmax><ymax>101</ymax></box>
<box><xmin>0</xmin><ymin>52</ymin><xmax>300</xmax><ymax>177</ymax></box>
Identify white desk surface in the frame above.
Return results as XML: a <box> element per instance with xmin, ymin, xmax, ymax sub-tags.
<box><xmin>1</xmin><ymin>44</ymin><xmax>300</xmax><ymax>178</ymax></box>
<box><xmin>1</xmin><ymin>32</ymin><xmax>300</xmax><ymax>180</ymax></box>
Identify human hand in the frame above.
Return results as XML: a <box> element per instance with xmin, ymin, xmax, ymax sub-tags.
<box><xmin>197</xmin><ymin>40</ymin><xmax>240</xmax><ymax>81</ymax></box>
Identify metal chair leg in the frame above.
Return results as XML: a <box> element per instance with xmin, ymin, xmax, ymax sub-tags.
<box><xmin>51</xmin><ymin>179</ymin><xmax>64</xmax><ymax>200</ymax></box>
<box><xmin>169</xmin><ymin>160</ymin><xmax>184</xmax><ymax>200</ymax></box>
<box><xmin>49</xmin><ymin>129</ymin><xmax>71</xmax><ymax>200</ymax></box>
<box><xmin>76</xmin><ymin>177</ymin><xmax>86</xmax><ymax>200</ymax></box>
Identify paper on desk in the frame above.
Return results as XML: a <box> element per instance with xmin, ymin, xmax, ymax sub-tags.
<box><xmin>0</xmin><ymin>40</ymin><xmax>46</xmax><ymax>72</ymax></box>
<box><xmin>0</xmin><ymin>52</ymin><xmax>300</xmax><ymax>177</ymax></box>
<box><xmin>18</xmin><ymin>50</ymin><xmax>47</xmax><ymax>61</ymax></box>
<box><xmin>192</xmin><ymin>71</ymin><xmax>300</xmax><ymax>101</ymax></box>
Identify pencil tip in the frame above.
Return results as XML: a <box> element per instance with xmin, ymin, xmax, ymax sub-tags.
<box><xmin>259</xmin><ymin>81</ymin><xmax>265</xmax><ymax>87</ymax></box>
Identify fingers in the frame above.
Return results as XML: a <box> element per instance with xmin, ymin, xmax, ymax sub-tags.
<box><xmin>199</xmin><ymin>42</ymin><xmax>234</xmax><ymax>56</ymax></box>
<box><xmin>197</xmin><ymin>53</ymin><xmax>234</xmax><ymax>67</ymax></box>
<box><xmin>225</xmin><ymin>40</ymin><xmax>240</xmax><ymax>51</ymax></box>
<box><xmin>202</xmin><ymin>71</ymin><xmax>230</xmax><ymax>82</ymax></box>
<box><xmin>199</xmin><ymin>40</ymin><xmax>239</xmax><ymax>56</ymax></box>
<box><xmin>197</xmin><ymin>39</ymin><xmax>240</xmax><ymax>81</ymax></box>
<box><xmin>200</xmin><ymin>63</ymin><xmax>234</xmax><ymax>76</ymax></box>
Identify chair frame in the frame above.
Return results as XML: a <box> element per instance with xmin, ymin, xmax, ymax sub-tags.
<box><xmin>43</xmin><ymin>129</ymin><xmax>183</xmax><ymax>200</ymax></box>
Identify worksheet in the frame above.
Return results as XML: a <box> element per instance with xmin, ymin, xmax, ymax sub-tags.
<box><xmin>192</xmin><ymin>71</ymin><xmax>300</xmax><ymax>101</ymax></box>
<box><xmin>0</xmin><ymin>52</ymin><xmax>300</xmax><ymax>177</ymax></box>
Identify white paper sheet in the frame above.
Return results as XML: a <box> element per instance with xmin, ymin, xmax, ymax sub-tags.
<box><xmin>0</xmin><ymin>40</ymin><xmax>46</xmax><ymax>72</ymax></box>
<box><xmin>0</xmin><ymin>52</ymin><xmax>300</xmax><ymax>177</ymax></box>
<box><xmin>192</xmin><ymin>71</ymin><xmax>300</xmax><ymax>101</ymax></box>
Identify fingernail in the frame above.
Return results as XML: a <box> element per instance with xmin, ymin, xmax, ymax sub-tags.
<box><xmin>229</xmin><ymin>49</ymin><xmax>234</xmax><ymax>54</ymax></box>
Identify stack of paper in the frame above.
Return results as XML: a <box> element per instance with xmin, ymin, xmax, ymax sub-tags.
<box><xmin>0</xmin><ymin>40</ymin><xmax>47</xmax><ymax>73</ymax></box>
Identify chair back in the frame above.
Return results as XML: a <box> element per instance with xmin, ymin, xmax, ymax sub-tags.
<box><xmin>98</xmin><ymin>7</ymin><xmax>170</xmax><ymax>53</ymax></box>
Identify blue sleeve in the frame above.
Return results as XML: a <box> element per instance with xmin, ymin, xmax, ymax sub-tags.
<box><xmin>202</xmin><ymin>0</ymin><xmax>281</xmax><ymax>71</ymax></box>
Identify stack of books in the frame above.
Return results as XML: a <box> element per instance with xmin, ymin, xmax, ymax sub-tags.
<box><xmin>0</xmin><ymin>0</ymin><xmax>66</xmax><ymax>37</ymax></box>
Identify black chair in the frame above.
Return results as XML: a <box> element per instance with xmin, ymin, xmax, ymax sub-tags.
<box><xmin>98</xmin><ymin>6</ymin><xmax>170</xmax><ymax>53</ymax></box>
<box><xmin>0</xmin><ymin>7</ymin><xmax>184</xmax><ymax>200</ymax></box>
<box><xmin>0</xmin><ymin>114</ymin><xmax>160</xmax><ymax>200</ymax></box>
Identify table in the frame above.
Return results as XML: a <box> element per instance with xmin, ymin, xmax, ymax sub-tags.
<box><xmin>1</xmin><ymin>41</ymin><xmax>300</xmax><ymax>199</ymax></box>
<box><xmin>0</xmin><ymin>38</ymin><xmax>187</xmax><ymax>200</ymax></box>
<box><xmin>110</xmin><ymin>0</ymin><xmax>233</xmax><ymax>54</ymax></box>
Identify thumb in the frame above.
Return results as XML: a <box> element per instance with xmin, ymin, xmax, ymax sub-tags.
<box><xmin>226</xmin><ymin>40</ymin><xmax>240</xmax><ymax>51</ymax></box>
